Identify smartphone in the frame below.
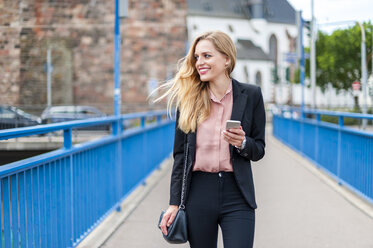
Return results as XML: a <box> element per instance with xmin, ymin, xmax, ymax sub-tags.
<box><xmin>226</xmin><ymin>120</ymin><xmax>241</xmax><ymax>130</ymax></box>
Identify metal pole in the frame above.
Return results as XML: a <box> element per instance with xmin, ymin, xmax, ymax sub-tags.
<box><xmin>311</xmin><ymin>0</ymin><xmax>316</xmax><ymax>109</ymax></box>
<box><xmin>114</xmin><ymin>0</ymin><xmax>126</xmax><ymax>214</ymax></box>
<box><xmin>114</xmin><ymin>0</ymin><xmax>121</xmax><ymax>117</ymax></box>
<box><xmin>47</xmin><ymin>47</ymin><xmax>52</xmax><ymax>107</ymax></box>
<box><xmin>357</xmin><ymin>22</ymin><xmax>367</xmax><ymax>128</ymax></box>
<box><xmin>299</xmin><ymin>11</ymin><xmax>305</xmax><ymax>117</ymax></box>
<box><xmin>371</xmin><ymin>25</ymin><xmax>373</xmax><ymax>111</ymax></box>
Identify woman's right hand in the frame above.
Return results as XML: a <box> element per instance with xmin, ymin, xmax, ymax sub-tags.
<box><xmin>160</xmin><ymin>205</ymin><xmax>179</xmax><ymax>235</ymax></box>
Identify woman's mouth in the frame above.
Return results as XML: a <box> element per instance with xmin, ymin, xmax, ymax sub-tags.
<box><xmin>199</xmin><ymin>68</ymin><xmax>209</xmax><ymax>75</ymax></box>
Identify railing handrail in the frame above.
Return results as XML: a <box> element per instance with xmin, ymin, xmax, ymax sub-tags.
<box><xmin>275</xmin><ymin>106</ymin><xmax>373</xmax><ymax>120</ymax></box>
<box><xmin>121</xmin><ymin>109</ymin><xmax>170</xmax><ymax>120</ymax></box>
<box><xmin>0</xmin><ymin>120</ymin><xmax>174</xmax><ymax>177</ymax></box>
<box><xmin>0</xmin><ymin>110</ymin><xmax>170</xmax><ymax>140</ymax></box>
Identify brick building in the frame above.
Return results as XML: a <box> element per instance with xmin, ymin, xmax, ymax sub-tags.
<box><xmin>0</xmin><ymin>0</ymin><xmax>187</xmax><ymax>114</ymax></box>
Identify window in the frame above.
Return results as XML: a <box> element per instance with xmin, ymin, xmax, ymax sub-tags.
<box><xmin>0</xmin><ymin>109</ymin><xmax>16</xmax><ymax>119</ymax></box>
<box><xmin>269</xmin><ymin>34</ymin><xmax>278</xmax><ymax>65</ymax></box>
<box><xmin>244</xmin><ymin>65</ymin><xmax>249</xmax><ymax>83</ymax></box>
<box><xmin>255</xmin><ymin>71</ymin><xmax>262</xmax><ymax>88</ymax></box>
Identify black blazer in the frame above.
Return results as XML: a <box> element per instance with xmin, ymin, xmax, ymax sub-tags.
<box><xmin>169</xmin><ymin>79</ymin><xmax>266</xmax><ymax>209</ymax></box>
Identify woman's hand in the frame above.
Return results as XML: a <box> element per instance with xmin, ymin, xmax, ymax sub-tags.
<box><xmin>160</xmin><ymin>205</ymin><xmax>179</xmax><ymax>235</ymax></box>
<box><xmin>223</xmin><ymin>126</ymin><xmax>245</xmax><ymax>147</ymax></box>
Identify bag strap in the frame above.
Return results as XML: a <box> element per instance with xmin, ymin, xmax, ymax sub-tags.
<box><xmin>179</xmin><ymin>135</ymin><xmax>189</xmax><ymax>209</ymax></box>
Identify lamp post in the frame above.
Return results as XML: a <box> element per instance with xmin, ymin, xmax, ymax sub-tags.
<box><xmin>297</xmin><ymin>11</ymin><xmax>305</xmax><ymax>118</ymax></box>
<box><xmin>310</xmin><ymin>0</ymin><xmax>316</xmax><ymax>109</ymax></box>
<box><xmin>114</xmin><ymin>0</ymin><xmax>128</xmax><ymax>213</ymax></box>
<box><xmin>371</xmin><ymin>25</ymin><xmax>373</xmax><ymax>112</ymax></box>
<box><xmin>114</xmin><ymin>0</ymin><xmax>128</xmax><ymax>118</ymax></box>
<box><xmin>357</xmin><ymin>21</ymin><xmax>368</xmax><ymax>129</ymax></box>
<box><xmin>46</xmin><ymin>47</ymin><xmax>53</xmax><ymax>108</ymax></box>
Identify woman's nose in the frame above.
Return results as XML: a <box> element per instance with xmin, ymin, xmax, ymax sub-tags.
<box><xmin>196</xmin><ymin>57</ymin><xmax>204</xmax><ymax>66</ymax></box>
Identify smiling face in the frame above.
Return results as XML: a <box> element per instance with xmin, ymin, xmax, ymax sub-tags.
<box><xmin>194</xmin><ymin>39</ymin><xmax>230</xmax><ymax>83</ymax></box>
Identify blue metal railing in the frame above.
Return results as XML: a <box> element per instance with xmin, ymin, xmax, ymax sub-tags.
<box><xmin>272</xmin><ymin>107</ymin><xmax>373</xmax><ymax>205</ymax></box>
<box><xmin>0</xmin><ymin>110</ymin><xmax>175</xmax><ymax>248</ymax></box>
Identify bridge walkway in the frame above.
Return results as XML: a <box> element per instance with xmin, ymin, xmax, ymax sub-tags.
<box><xmin>90</xmin><ymin>131</ymin><xmax>373</xmax><ymax>248</ymax></box>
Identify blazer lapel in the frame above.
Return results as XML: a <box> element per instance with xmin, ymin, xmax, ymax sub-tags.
<box><xmin>229</xmin><ymin>79</ymin><xmax>248</xmax><ymax>155</ymax></box>
<box><xmin>230</xmin><ymin>79</ymin><xmax>248</xmax><ymax>122</ymax></box>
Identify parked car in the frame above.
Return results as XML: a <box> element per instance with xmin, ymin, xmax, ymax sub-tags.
<box><xmin>0</xmin><ymin>105</ymin><xmax>41</xmax><ymax>130</ymax></box>
<box><xmin>41</xmin><ymin>105</ymin><xmax>110</xmax><ymax>130</ymax></box>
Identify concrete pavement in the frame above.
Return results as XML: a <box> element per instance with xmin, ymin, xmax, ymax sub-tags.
<box><xmin>89</xmin><ymin>132</ymin><xmax>373</xmax><ymax>248</ymax></box>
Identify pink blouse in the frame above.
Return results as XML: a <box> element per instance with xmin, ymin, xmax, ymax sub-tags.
<box><xmin>193</xmin><ymin>82</ymin><xmax>233</xmax><ymax>172</ymax></box>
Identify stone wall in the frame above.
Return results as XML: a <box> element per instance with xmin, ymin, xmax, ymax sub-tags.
<box><xmin>122</xmin><ymin>0</ymin><xmax>187</xmax><ymax>112</ymax></box>
<box><xmin>0</xmin><ymin>0</ymin><xmax>21</xmax><ymax>105</ymax></box>
<box><xmin>0</xmin><ymin>0</ymin><xmax>187</xmax><ymax>114</ymax></box>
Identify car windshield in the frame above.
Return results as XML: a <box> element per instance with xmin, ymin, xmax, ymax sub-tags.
<box><xmin>15</xmin><ymin>108</ymin><xmax>34</xmax><ymax>118</ymax></box>
<box><xmin>0</xmin><ymin>107</ymin><xmax>35</xmax><ymax>119</ymax></box>
<box><xmin>49</xmin><ymin>107</ymin><xmax>79</xmax><ymax>114</ymax></box>
<box><xmin>0</xmin><ymin>108</ymin><xmax>16</xmax><ymax>118</ymax></box>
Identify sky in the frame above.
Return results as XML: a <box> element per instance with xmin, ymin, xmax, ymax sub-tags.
<box><xmin>287</xmin><ymin>0</ymin><xmax>373</xmax><ymax>33</ymax></box>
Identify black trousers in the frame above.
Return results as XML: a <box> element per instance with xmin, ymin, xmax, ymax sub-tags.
<box><xmin>186</xmin><ymin>171</ymin><xmax>255</xmax><ymax>248</ymax></box>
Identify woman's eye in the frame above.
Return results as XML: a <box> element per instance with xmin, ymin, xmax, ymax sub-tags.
<box><xmin>194</xmin><ymin>56</ymin><xmax>199</xmax><ymax>60</ymax></box>
<box><xmin>204</xmin><ymin>54</ymin><xmax>211</xmax><ymax>58</ymax></box>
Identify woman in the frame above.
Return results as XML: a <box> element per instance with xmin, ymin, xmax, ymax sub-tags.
<box><xmin>158</xmin><ymin>31</ymin><xmax>266</xmax><ymax>248</ymax></box>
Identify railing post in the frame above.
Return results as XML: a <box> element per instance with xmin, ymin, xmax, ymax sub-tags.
<box><xmin>316</xmin><ymin>113</ymin><xmax>321</xmax><ymax>122</ymax></box>
<box><xmin>59</xmin><ymin>128</ymin><xmax>75</xmax><ymax>247</ymax></box>
<box><xmin>337</xmin><ymin>115</ymin><xmax>344</xmax><ymax>185</ymax></box>
<box><xmin>315</xmin><ymin>113</ymin><xmax>320</xmax><ymax>163</ymax></box>
<box><xmin>140</xmin><ymin>116</ymin><xmax>147</xmax><ymax>185</ymax></box>
<box><xmin>116</xmin><ymin>117</ymin><xmax>122</xmax><ymax>212</ymax></box>
<box><xmin>339</xmin><ymin>116</ymin><xmax>344</xmax><ymax>127</ymax></box>
<box><xmin>64</xmin><ymin>128</ymin><xmax>72</xmax><ymax>149</ymax></box>
<box><xmin>69</xmin><ymin>153</ymin><xmax>74</xmax><ymax>247</ymax></box>
<box><xmin>156</xmin><ymin>114</ymin><xmax>162</xmax><ymax>123</ymax></box>
<box><xmin>141</xmin><ymin>117</ymin><xmax>146</xmax><ymax>128</ymax></box>
<box><xmin>300</xmin><ymin>109</ymin><xmax>304</xmax><ymax>153</ymax></box>
<box><xmin>112</xmin><ymin>118</ymin><xmax>122</xmax><ymax>136</ymax></box>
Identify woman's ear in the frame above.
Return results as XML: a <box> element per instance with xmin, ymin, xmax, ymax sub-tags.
<box><xmin>225</xmin><ymin>56</ymin><xmax>231</xmax><ymax>67</ymax></box>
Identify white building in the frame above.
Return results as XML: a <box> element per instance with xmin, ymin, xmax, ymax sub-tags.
<box><xmin>186</xmin><ymin>0</ymin><xmax>298</xmax><ymax>103</ymax></box>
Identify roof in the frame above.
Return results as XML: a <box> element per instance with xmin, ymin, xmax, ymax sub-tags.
<box><xmin>264</xmin><ymin>0</ymin><xmax>296</xmax><ymax>24</ymax></box>
<box><xmin>236</xmin><ymin>39</ymin><xmax>271</xmax><ymax>61</ymax></box>
<box><xmin>187</xmin><ymin>0</ymin><xmax>247</xmax><ymax>18</ymax></box>
<box><xmin>187</xmin><ymin>0</ymin><xmax>296</xmax><ymax>24</ymax></box>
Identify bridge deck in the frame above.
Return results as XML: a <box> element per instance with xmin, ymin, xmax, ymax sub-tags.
<box><xmin>96</xmin><ymin>132</ymin><xmax>373</xmax><ymax>248</ymax></box>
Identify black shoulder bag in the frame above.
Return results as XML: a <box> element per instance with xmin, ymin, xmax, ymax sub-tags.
<box><xmin>158</xmin><ymin>143</ymin><xmax>189</xmax><ymax>244</ymax></box>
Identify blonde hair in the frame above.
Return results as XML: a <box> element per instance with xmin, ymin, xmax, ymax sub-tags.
<box><xmin>156</xmin><ymin>31</ymin><xmax>236</xmax><ymax>133</ymax></box>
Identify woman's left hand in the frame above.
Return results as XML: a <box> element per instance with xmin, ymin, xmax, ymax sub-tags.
<box><xmin>223</xmin><ymin>127</ymin><xmax>245</xmax><ymax>147</ymax></box>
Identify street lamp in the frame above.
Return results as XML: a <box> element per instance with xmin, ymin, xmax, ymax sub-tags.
<box><xmin>114</xmin><ymin>0</ymin><xmax>128</xmax><ymax>118</ymax></box>
<box><xmin>46</xmin><ymin>47</ymin><xmax>53</xmax><ymax>108</ymax></box>
<box><xmin>114</xmin><ymin>0</ymin><xmax>128</xmax><ymax>213</ymax></box>
<box><xmin>310</xmin><ymin>0</ymin><xmax>316</xmax><ymax>109</ymax></box>
<box><xmin>357</xmin><ymin>21</ymin><xmax>368</xmax><ymax>129</ymax></box>
<box><xmin>296</xmin><ymin>11</ymin><xmax>306</xmax><ymax>118</ymax></box>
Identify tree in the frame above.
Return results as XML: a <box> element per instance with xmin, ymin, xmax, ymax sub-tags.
<box><xmin>310</xmin><ymin>22</ymin><xmax>372</xmax><ymax>91</ymax></box>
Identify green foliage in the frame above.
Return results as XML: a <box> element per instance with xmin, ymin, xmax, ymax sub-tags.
<box><xmin>292</xmin><ymin>68</ymin><xmax>300</xmax><ymax>84</ymax></box>
<box><xmin>307</xmin><ymin>22</ymin><xmax>373</xmax><ymax>91</ymax></box>
<box><xmin>271</xmin><ymin>67</ymin><xmax>279</xmax><ymax>84</ymax></box>
<box><xmin>319</xmin><ymin>108</ymin><xmax>373</xmax><ymax>126</ymax></box>
<box><xmin>285</xmin><ymin>67</ymin><xmax>290</xmax><ymax>82</ymax></box>
<box><xmin>292</xmin><ymin>48</ymin><xmax>309</xmax><ymax>85</ymax></box>
<box><xmin>320</xmin><ymin>115</ymin><xmax>359</xmax><ymax>126</ymax></box>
